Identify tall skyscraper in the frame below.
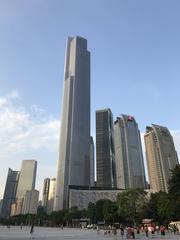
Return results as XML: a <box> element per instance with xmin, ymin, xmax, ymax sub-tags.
<box><xmin>15</xmin><ymin>160</ymin><xmax>37</xmax><ymax>215</ymax></box>
<box><xmin>54</xmin><ymin>36</ymin><xmax>91</xmax><ymax>210</ymax></box>
<box><xmin>1</xmin><ymin>168</ymin><xmax>19</xmax><ymax>218</ymax></box>
<box><xmin>114</xmin><ymin>115</ymin><xmax>146</xmax><ymax>189</ymax></box>
<box><xmin>144</xmin><ymin>124</ymin><xmax>179</xmax><ymax>192</ymax></box>
<box><xmin>96</xmin><ymin>109</ymin><xmax>116</xmax><ymax>188</ymax></box>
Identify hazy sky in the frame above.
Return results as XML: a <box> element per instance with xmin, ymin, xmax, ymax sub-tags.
<box><xmin>0</xmin><ymin>0</ymin><xmax>180</xmax><ymax>198</ymax></box>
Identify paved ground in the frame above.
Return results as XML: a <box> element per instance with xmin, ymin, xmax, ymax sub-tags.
<box><xmin>0</xmin><ymin>226</ymin><xmax>179</xmax><ymax>240</ymax></box>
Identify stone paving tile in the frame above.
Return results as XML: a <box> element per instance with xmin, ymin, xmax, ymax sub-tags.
<box><xmin>0</xmin><ymin>226</ymin><xmax>179</xmax><ymax>240</ymax></box>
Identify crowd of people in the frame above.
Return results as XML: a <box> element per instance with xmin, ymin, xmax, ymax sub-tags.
<box><xmin>99</xmin><ymin>224</ymin><xmax>179</xmax><ymax>239</ymax></box>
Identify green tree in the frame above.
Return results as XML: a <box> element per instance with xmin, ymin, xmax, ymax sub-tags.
<box><xmin>168</xmin><ymin>165</ymin><xmax>180</xmax><ymax>198</ymax></box>
<box><xmin>95</xmin><ymin>199</ymin><xmax>105</xmax><ymax>221</ymax></box>
<box><xmin>87</xmin><ymin>202</ymin><xmax>96</xmax><ymax>223</ymax></box>
<box><xmin>103</xmin><ymin>200</ymin><xmax>118</xmax><ymax>224</ymax></box>
<box><xmin>117</xmin><ymin>189</ymin><xmax>148</xmax><ymax>225</ymax></box>
<box><xmin>168</xmin><ymin>165</ymin><xmax>180</xmax><ymax>220</ymax></box>
<box><xmin>146</xmin><ymin>191</ymin><xmax>173</xmax><ymax>225</ymax></box>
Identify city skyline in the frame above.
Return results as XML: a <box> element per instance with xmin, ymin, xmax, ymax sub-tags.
<box><xmin>1</xmin><ymin>0</ymin><xmax>180</xmax><ymax>198</ymax></box>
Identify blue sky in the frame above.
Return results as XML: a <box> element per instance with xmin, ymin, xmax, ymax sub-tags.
<box><xmin>0</xmin><ymin>0</ymin><xmax>180</xmax><ymax>198</ymax></box>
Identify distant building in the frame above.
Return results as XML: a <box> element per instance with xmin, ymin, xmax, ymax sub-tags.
<box><xmin>1</xmin><ymin>168</ymin><xmax>19</xmax><ymax>218</ymax></box>
<box><xmin>144</xmin><ymin>124</ymin><xmax>179</xmax><ymax>192</ymax></box>
<box><xmin>96</xmin><ymin>109</ymin><xmax>116</xmax><ymax>188</ymax></box>
<box><xmin>42</xmin><ymin>178</ymin><xmax>50</xmax><ymax>212</ymax></box>
<box><xmin>47</xmin><ymin>178</ymin><xmax>56</xmax><ymax>214</ymax></box>
<box><xmin>90</xmin><ymin>136</ymin><xmax>95</xmax><ymax>186</ymax></box>
<box><xmin>42</xmin><ymin>178</ymin><xmax>56</xmax><ymax>214</ymax></box>
<box><xmin>14</xmin><ymin>160</ymin><xmax>37</xmax><ymax>215</ymax></box>
<box><xmin>10</xmin><ymin>203</ymin><xmax>17</xmax><ymax>217</ymax></box>
<box><xmin>54</xmin><ymin>36</ymin><xmax>91</xmax><ymax>211</ymax></box>
<box><xmin>114</xmin><ymin>115</ymin><xmax>146</xmax><ymax>189</ymax></box>
<box><xmin>22</xmin><ymin>189</ymin><xmax>39</xmax><ymax>215</ymax></box>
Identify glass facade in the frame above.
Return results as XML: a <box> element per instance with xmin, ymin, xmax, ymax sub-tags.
<box><xmin>96</xmin><ymin>109</ymin><xmax>116</xmax><ymax>188</ymax></box>
<box><xmin>1</xmin><ymin>168</ymin><xmax>19</xmax><ymax>218</ymax></box>
<box><xmin>114</xmin><ymin>115</ymin><xmax>146</xmax><ymax>189</ymax></box>
<box><xmin>54</xmin><ymin>36</ymin><xmax>91</xmax><ymax>210</ymax></box>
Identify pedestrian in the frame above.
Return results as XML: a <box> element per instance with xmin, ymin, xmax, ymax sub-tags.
<box><xmin>131</xmin><ymin>227</ymin><xmax>135</xmax><ymax>239</ymax></box>
<box><xmin>112</xmin><ymin>226</ymin><xmax>117</xmax><ymax>240</ymax></box>
<box><xmin>160</xmin><ymin>225</ymin><xmax>165</xmax><ymax>235</ymax></box>
<box><xmin>30</xmin><ymin>224</ymin><xmax>34</xmax><ymax>239</ymax></box>
<box><xmin>120</xmin><ymin>226</ymin><xmax>124</xmax><ymax>239</ymax></box>
<box><xmin>20</xmin><ymin>222</ymin><xmax>23</xmax><ymax>230</ymax></box>
<box><xmin>97</xmin><ymin>225</ymin><xmax>100</xmax><ymax>234</ymax></box>
<box><xmin>145</xmin><ymin>226</ymin><xmax>148</xmax><ymax>238</ymax></box>
<box><xmin>155</xmin><ymin>225</ymin><xmax>159</xmax><ymax>234</ymax></box>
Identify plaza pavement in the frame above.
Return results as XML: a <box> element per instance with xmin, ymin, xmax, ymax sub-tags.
<box><xmin>0</xmin><ymin>226</ymin><xmax>179</xmax><ymax>240</ymax></box>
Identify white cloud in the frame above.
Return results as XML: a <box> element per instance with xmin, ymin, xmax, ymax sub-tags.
<box><xmin>0</xmin><ymin>91</ymin><xmax>60</xmax><ymax>199</ymax></box>
<box><xmin>6</xmin><ymin>89</ymin><xmax>19</xmax><ymax>99</ymax></box>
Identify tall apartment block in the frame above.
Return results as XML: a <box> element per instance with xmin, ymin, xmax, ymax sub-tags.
<box><xmin>15</xmin><ymin>160</ymin><xmax>37</xmax><ymax>215</ymax></box>
<box><xmin>96</xmin><ymin>109</ymin><xmax>116</xmax><ymax>188</ymax></box>
<box><xmin>54</xmin><ymin>36</ymin><xmax>91</xmax><ymax>210</ymax></box>
<box><xmin>144</xmin><ymin>124</ymin><xmax>179</xmax><ymax>192</ymax></box>
<box><xmin>114</xmin><ymin>115</ymin><xmax>146</xmax><ymax>189</ymax></box>
<box><xmin>1</xmin><ymin>168</ymin><xmax>19</xmax><ymax>218</ymax></box>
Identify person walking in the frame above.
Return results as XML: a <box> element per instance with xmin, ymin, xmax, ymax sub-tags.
<box><xmin>30</xmin><ymin>224</ymin><xmax>34</xmax><ymax>239</ymax></box>
<box><xmin>120</xmin><ymin>226</ymin><xmax>124</xmax><ymax>239</ymax></box>
<box><xmin>145</xmin><ymin>226</ymin><xmax>148</xmax><ymax>238</ymax></box>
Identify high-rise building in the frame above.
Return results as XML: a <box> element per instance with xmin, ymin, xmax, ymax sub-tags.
<box><xmin>114</xmin><ymin>115</ymin><xmax>146</xmax><ymax>189</ymax></box>
<box><xmin>42</xmin><ymin>178</ymin><xmax>50</xmax><ymax>212</ymax></box>
<box><xmin>42</xmin><ymin>178</ymin><xmax>56</xmax><ymax>214</ymax></box>
<box><xmin>96</xmin><ymin>109</ymin><xmax>116</xmax><ymax>188</ymax></box>
<box><xmin>90</xmin><ymin>136</ymin><xmax>95</xmax><ymax>186</ymax></box>
<box><xmin>15</xmin><ymin>160</ymin><xmax>37</xmax><ymax>215</ymax></box>
<box><xmin>47</xmin><ymin>178</ymin><xmax>56</xmax><ymax>214</ymax></box>
<box><xmin>22</xmin><ymin>189</ymin><xmax>39</xmax><ymax>215</ymax></box>
<box><xmin>144</xmin><ymin>124</ymin><xmax>179</xmax><ymax>192</ymax></box>
<box><xmin>1</xmin><ymin>168</ymin><xmax>19</xmax><ymax>218</ymax></box>
<box><xmin>54</xmin><ymin>36</ymin><xmax>91</xmax><ymax>210</ymax></box>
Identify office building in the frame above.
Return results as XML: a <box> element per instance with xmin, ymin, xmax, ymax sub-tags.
<box><xmin>15</xmin><ymin>160</ymin><xmax>37</xmax><ymax>215</ymax></box>
<box><xmin>1</xmin><ymin>168</ymin><xmax>19</xmax><ymax>218</ymax></box>
<box><xmin>114</xmin><ymin>115</ymin><xmax>146</xmax><ymax>189</ymax></box>
<box><xmin>22</xmin><ymin>189</ymin><xmax>39</xmax><ymax>215</ymax></box>
<box><xmin>47</xmin><ymin>178</ymin><xmax>56</xmax><ymax>214</ymax></box>
<box><xmin>96</xmin><ymin>109</ymin><xmax>116</xmax><ymax>188</ymax></box>
<box><xmin>54</xmin><ymin>36</ymin><xmax>91</xmax><ymax>210</ymax></box>
<box><xmin>42</xmin><ymin>178</ymin><xmax>50</xmax><ymax>212</ymax></box>
<box><xmin>144</xmin><ymin>124</ymin><xmax>179</xmax><ymax>192</ymax></box>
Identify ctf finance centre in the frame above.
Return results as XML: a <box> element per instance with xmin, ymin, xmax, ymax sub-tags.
<box><xmin>54</xmin><ymin>36</ymin><xmax>91</xmax><ymax>210</ymax></box>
